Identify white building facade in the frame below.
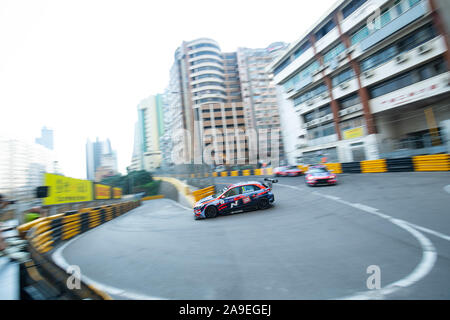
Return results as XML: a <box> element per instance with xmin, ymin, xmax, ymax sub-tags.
<box><xmin>269</xmin><ymin>0</ymin><xmax>450</xmax><ymax>164</ymax></box>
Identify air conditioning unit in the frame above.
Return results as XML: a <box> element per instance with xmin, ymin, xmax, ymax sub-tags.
<box><xmin>320</xmin><ymin>92</ymin><xmax>329</xmax><ymax>100</ymax></box>
<box><xmin>418</xmin><ymin>43</ymin><xmax>433</xmax><ymax>55</ymax></box>
<box><xmin>306</xmin><ymin>99</ymin><xmax>314</xmax><ymax>106</ymax></box>
<box><xmin>339</xmin><ymin>109</ymin><xmax>349</xmax><ymax>116</ymax></box>
<box><xmin>443</xmin><ymin>74</ymin><xmax>450</xmax><ymax>86</ymax></box>
<box><xmin>339</xmin><ymin>81</ymin><xmax>349</xmax><ymax>90</ymax></box>
<box><xmin>363</xmin><ymin>70</ymin><xmax>374</xmax><ymax>78</ymax></box>
<box><xmin>395</xmin><ymin>53</ymin><xmax>408</xmax><ymax>64</ymax></box>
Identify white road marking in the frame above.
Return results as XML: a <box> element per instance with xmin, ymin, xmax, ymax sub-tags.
<box><xmin>162</xmin><ymin>198</ymin><xmax>192</xmax><ymax>211</ymax></box>
<box><xmin>444</xmin><ymin>185</ymin><xmax>450</xmax><ymax>195</ymax></box>
<box><xmin>404</xmin><ymin>222</ymin><xmax>450</xmax><ymax>242</ymax></box>
<box><xmin>277</xmin><ymin>183</ymin><xmax>438</xmax><ymax>300</ymax></box>
<box><xmin>52</xmin><ymin>201</ymin><xmax>169</xmax><ymax>300</ymax></box>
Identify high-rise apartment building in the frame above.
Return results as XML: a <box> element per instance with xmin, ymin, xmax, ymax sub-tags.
<box><xmin>35</xmin><ymin>126</ymin><xmax>54</xmax><ymax>150</ymax></box>
<box><xmin>269</xmin><ymin>0</ymin><xmax>450</xmax><ymax>165</ymax></box>
<box><xmin>169</xmin><ymin>38</ymin><xmax>248</xmax><ymax>165</ymax></box>
<box><xmin>237</xmin><ymin>43</ymin><xmax>289</xmax><ymax>162</ymax></box>
<box><xmin>0</xmin><ymin>136</ymin><xmax>57</xmax><ymax>196</ymax></box>
<box><xmin>86</xmin><ymin>138</ymin><xmax>118</xmax><ymax>181</ymax></box>
<box><xmin>130</xmin><ymin>94</ymin><xmax>165</xmax><ymax>172</ymax></box>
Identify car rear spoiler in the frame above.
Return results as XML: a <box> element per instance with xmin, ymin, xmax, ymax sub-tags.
<box><xmin>263</xmin><ymin>178</ymin><xmax>278</xmax><ymax>189</ymax></box>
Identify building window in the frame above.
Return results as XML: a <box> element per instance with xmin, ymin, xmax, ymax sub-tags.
<box><xmin>191</xmin><ymin>58</ymin><xmax>223</xmax><ymax>66</ymax></box>
<box><xmin>273</xmin><ymin>57</ymin><xmax>292</xmax><ymax>75</ymax></box>
<box><xmin>332</xmin><ymin>68</ymin><xmax>355</xmax><ymax>86</ymax></box>
<box><xmin>192</xmin><ymin>74</ymin><xmax>225</xmax><ymax>81</ymax></box>
<box><xmin>190</xmin><ymin>51</ymin><xmax>221</xmax><ymax>58</ymax></box>
<box><xmin>293</xmin><ymin>83</ymin><xmax>328</xmax><ymax>106</ymax></box>
<box><xmin>323</xmin><ymin>42</ymin><xmax>346</xmax><ymax>64</ymax></box>
<box><xmin>294</xmin><ymin>41</ymin><xmax>311</xmax><ymax>59</ymax></box>
<box><xmin>338</xmin><ymin>93</ymin><xmax>361</xmax><ymax>109</ymax></box>
<box><xmin>361</xmin><ymin>24</ymin><xmax>438</xmax><ymax>72</ymax></box>
<box><xmin>351</xmin><ymin>25</ymin><xmax>370</xmax><ymax>45</ymax></box>
<box><xmin>307</xmin><ymin>122</ymin><xmax>336</xmax><ymax>139</ymax></box>
<box><xmin>192</xmin><ymin>66</ymin><xmax>224</xmax><ymax>73</ymax></box>
<box><xmin>190</xmin><ymin>43</ymin><xmax>220</xmax><ymax>51</ymax></box>
<box><xmin>340</xmin><ymin>116</ymin><xmax>364</xmax><ymax>132</ymax></box>
<box><xmin>368</xmin><ymin>57</ymin><xmax>446</xmax><ymax>98</ymax></box>
<box><xmin>315</xmin><ymin>19</ymin><xmax>336</xmax><ymax>41</ymax></box>
<box><xmin>342</xmin><ymin>0</ymin><xmax>367</xmax><ymax>19</ymax></box>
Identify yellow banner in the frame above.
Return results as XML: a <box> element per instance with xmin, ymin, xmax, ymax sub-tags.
<box><xmin>95</xmin><ymin>184</ymin><xmax>111</xmax><ymax>200</ymax></box>
<box><xmin>43</xmin><ymin>173</ymin><xmax>93</xmax><ymax>205</ymax></box>
<box><xmin>343</xmin><ymin>127</ymin><xmax>364</xmax><ymax>140</ymax></box>
<box><xmin>113</xmin><ymin>187</ymin><xmax>122</xmax><ymax>199</ymax></box>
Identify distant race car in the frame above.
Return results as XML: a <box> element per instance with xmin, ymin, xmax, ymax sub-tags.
<box><xmin>273</xmin><ymin>165</ymin><xmax>303</xmax><ymax>177</ymax></box>
<box><xmin>193</xmin><ymin>179</ymin><xmax>277</xmax><ymax>219</ymax></box>
<box><xmin>304</xmin><ymin>165</ymin><xmax>337</xmax><ymax>186</ymax></box>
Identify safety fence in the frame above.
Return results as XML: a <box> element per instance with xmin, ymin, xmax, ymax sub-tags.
<box><xmin>16</xmin><ymin>199</ymin><xmax>141</xmax><ymax>300</ymax></box>
<box><xmin>157</xmin><ymin>154</ymin><xmax>449</xmax><ymax>179</ymax></box>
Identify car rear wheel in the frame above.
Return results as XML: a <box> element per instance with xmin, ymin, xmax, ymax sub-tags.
<box><xmin>205</xmin><ymin>206</ymin><xmax>218</xmax><ymax>218</ymax></box>
<box><xmin>257</xmin><ymin>198</ymin><xmax>270</xmax><ymax>210</ymax></box>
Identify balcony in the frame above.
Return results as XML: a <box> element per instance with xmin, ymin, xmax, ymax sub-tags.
<box><xmin>360</xmin><ymin>0</ymin><xmax>428</xmax><ymax>52</ymax></box>
<box><xmin>306</xmin><ymin>134</ymin><xmax>338</xmax><ymax>147</ymax></box>
<box><xmin>361</xmin><ymin>36</ymin><xmax>448</xmax><ymax>88</ymax></box>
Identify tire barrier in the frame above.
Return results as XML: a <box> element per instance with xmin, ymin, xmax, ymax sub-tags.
<box><xmin>322</xmin><ymin>163</ymin><xmax>342</xmax><ymax>174</ymax></box>
<box><xmin>341</xmin><ymin>162</ymin><xmax>362</xmax><ymax>174</ymax></box>
<box><xmin>386</xmin><ymin>157</ymin><xmax>415</xmax><ymax>172</ymax></box>
<box><xmin>156</xmin><ymin>154</ymin><xmax>449</xmax><ymax>182</ymax></box>
<box><xmin>361</xmin><ymin>159</ymin><xmax>387</xmax><ymax>173</ymax></box>
<box><xmin>142</xmin><ymin>195</ymin><xmax>165</xmax><ymax>201</ymax></box>
<box><xmin>17</xmin><ymin>199</ymin><xmax>141</xmax><ymax>300</ymax></box>
<box><xmin>192</xmin><ymin>186</ymin><xmax>216</xmax><ymax>202</ymax></box>
<box><xmin>413</xmin><ymin>154</ymin><xmax>450</xmax><ymax>171</ymax></box>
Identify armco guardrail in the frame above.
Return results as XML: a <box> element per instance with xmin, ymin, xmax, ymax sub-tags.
<box><xmin>17</xmin><ymin>199</ymin><xmax>141</xmax><ymax>299</ymax></box>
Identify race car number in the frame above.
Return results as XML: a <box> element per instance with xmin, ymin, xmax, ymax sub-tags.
<box><xmin>242</xmin><ymin>196</ymin><xmax>250</xmax><ymax>204</ymax></box>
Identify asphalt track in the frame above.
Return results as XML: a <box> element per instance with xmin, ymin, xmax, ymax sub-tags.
<box><xmin>53</xmin><ymin>172</ymin><xmax>450</xmax><ymax>299</ymax></box>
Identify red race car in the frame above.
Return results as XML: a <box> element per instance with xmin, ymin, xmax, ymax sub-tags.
<box><xmin>304</xmin><ymin>165</ymin><xmax>337</xmax><ymax>186</ymax></box>
<box><xmin>273</xmin><ymin>166</ymin><xmax>303</xmax><ymax>177</ymax></box>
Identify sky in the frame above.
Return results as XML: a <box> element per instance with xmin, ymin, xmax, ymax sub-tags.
<box><xmin>0</xmin><ymin>0</ymin><xmax>337</xmax><ymax>179</ymax></box>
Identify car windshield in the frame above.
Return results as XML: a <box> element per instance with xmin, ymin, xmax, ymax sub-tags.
<box><xmin>309</xmin><ymin>168</ymin><xmax>329</xmax><ymax>174</ymax></box>
<box><xmin>213</xmin><ymin>186</ymin><xmax>228</xmax><ymax>198</ymax></box>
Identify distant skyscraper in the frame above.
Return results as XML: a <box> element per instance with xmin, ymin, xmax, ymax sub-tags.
<box><xmin>130</xmin><ymin>94</ymin><xmax>165</xmax><ymax>172</ymax></box>
<box><xmin>237</xmin><ymin>42</ymin><xmax>288</xmax><ymax>161</ymax></box>
<box><xmin>86</xmin><ymin>138</ymin><xmax>118</xmax><ymax>181</ymax></box>
<box><xmin>35</xmin><ymin>126</ymin><xmax>54</xmax><ymax>150</ymax></box>
<box><xmin>0</xmin><ymin>135</ymin><xmax>57</xmax><ymax>196</ymax></box>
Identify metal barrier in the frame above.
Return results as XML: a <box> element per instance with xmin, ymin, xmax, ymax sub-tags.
<box><xmin>16</xmin><ymin>199</ymin><xmax>141</xmax><ymax>300</ymax></box>
<box><xmin>413</xmin><ymin>154</ymin><xmax>450</xmax><ymax>171</ymax></box>
<box><xmin>192</xmin><ymin>186</ymin><xmax>216</xmax><ymax>202</ymax></box>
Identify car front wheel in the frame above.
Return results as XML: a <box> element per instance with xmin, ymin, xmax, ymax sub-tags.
<box><xmin>205</xmin><ymin>206</ymin><xmax>218</xmax><ymax>218</ymax></box>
